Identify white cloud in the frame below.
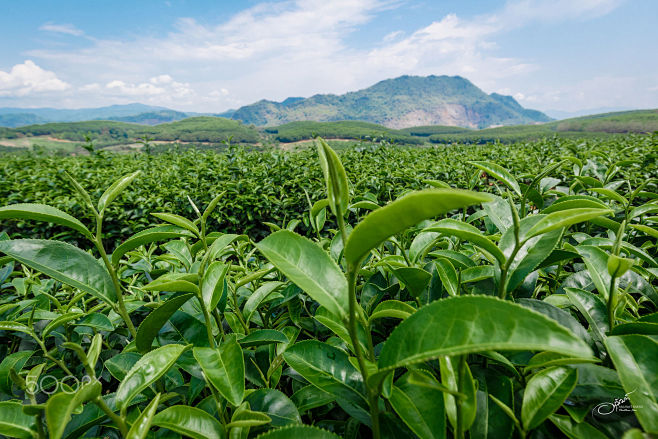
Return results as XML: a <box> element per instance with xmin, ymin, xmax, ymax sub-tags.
<box><xmin>39</xmin><ymin>22</ymin><xmax>84</xmax><ymax>36</ymax></box>
<box><xmin>0</xmin><ymin>60</ymin><xmax>70</xmax><ymax>96</ymax></box>
<box><xmin>16</xmin><ymin>0</ymin><xmax>631</xmax><ymax>111</ymax></box>
<box><xmin>80</xmin><ymin>83</ymin><xmax>101</xmax><ymax>92</ymax></box>
<box><xmin>104</xmin><ymin>76</ymin><xmax>194</xmax><ymax>99</ymax></box>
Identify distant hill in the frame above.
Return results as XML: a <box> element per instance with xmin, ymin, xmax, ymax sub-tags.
<box><xmin>0</xmin><ymin>116</ymin><xmax>261</xmax><ymax>145</ymax></box>
<box><xmin>544</xmin><ymin>106</ymin><xmax>632</xmax><ymax>120</ymax></box>
<box><xmin>264</xmin><ymin>109</ymin><xmax>658</xmax><ymax>144</ymax></box>
<box><xmin>0</xmin><ymin>107</ymin><xmax>654</xmax><ymax>152</ymax></box>
<box><xmin>0</xmin><ymin>104</ymin><xmax>234</xmax><ymax>128</ymax></box>
<box><xmin>0</xmin><ymin>113</ymin><xmax>49</xmax><ymax>128</ymax></box>
<box><xmin>0</xmin><ymin>103</ymin><xmax>170</xmax><ymax>125</ymax></box>
<box><xmin>230</xmin><ymin>75</ymin><xmax>552</xmax><ymax>129</ymax></box>
<box><xmin>421</xmin><ymin>109</ymin><xmax>658</xmax><ymax>144</ymax></box>
<box><xmin>108</xmin><ymin>110</ymin><xmax>189</xmax><ymax>125</ymax></box>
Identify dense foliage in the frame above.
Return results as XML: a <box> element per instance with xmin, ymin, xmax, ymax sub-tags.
<box><xmin>0</xmin><ymin>135</ymin><xmax>656</xmax><ymax>438</ymax></box>
<box><xmin>264</xmin><ymin>121</ymin><xmax>423</xmax><ymax>144</ymax></box>
<box><xmin>2</xmin><ymin>110</ymin><xmax>656</xmax><ymax>151</ymax></box>
<box><xmin>1</xmin><ymin>117</ymin><xmax>260</xmax><ymax>146</ymax></box>
<box><xmin>1</xmin><ymin>136</ymin><xmax>656</xmax><ymax>243</ymax></box>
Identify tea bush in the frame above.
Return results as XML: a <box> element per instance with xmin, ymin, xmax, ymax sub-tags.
<box><xmin>0</xmin><ymin>136</ymin><xmax>656</xmax><ymax>438</ymax></box>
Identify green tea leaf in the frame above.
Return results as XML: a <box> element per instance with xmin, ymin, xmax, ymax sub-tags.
<box><xmin>425</xmin><ymin>219</ymin><xmax>505</xmax><ymax>265</ymax></box>
<box><xmin>97</xmin><ymin>170</ymin><xmax>141</xmax><ymax>213</ymax></box>
<box><xmin>152</xmin><ymin>405</ymin><xmax>226</xmax><ymax>439</ymax></box>
<box><xmin>136</xmin><ymin>293</ymin><xmax>194</xmax><ymax>353</ymax></box>
<box><xmin>42</xmin><ymin>310</ymin><xmax>84</xmax><ymax>338</ymax></box>
<box><xmin>202</xmin><ymin>192</ymin><xmax>226</xmax><ymax>226</ymax></box>
<box><xmin>607</xmin><ymin>254</ymin><xmax>634</xmax><ymax>277</ymax></box>
<box><xmin>283</xmin><ymin>340</ymin><xmax>368</xmax><ymax>411</ymax></box>
<box><xmin>471</xmin><ymin>368</ymin><xmax>515</xmax><ymax>439</ymax></box>
<box><xmin>441</xmin><ymin>356</ymin><xmax>477</xmax><ymax>432</ymax></box>
<box><xmin>316</xmin><ymin>138</ymin><xmax>349</xmax><ymax>216</ymax></box>
<box><xmin>521</xmin><ymin>367</ymin><xmax>578</xmax><ymax>431</ymax></box>
<box><xmin>143</xmin><ymin>278</ymin><xmax>199</xmax><ymax>294</ymax></box>
<box><xmin>243</xmin><ymin>281</ymin><xmax>283</xmax><ymax>324</ymax></box>
<box><xmin>549</xmin><ymin>414</ymin><xmax>608</xmax><ymax>439</ymax></box>
<box><xmin>0</xmin><ymin>203</ymin><xmax>93</xmax><ymax>240</ymax></box>
<box><xmin>588</xmin><ymin>187</ymin><xmax>628</xmax><ymax>206</ymax></box>
<box><xmin>112</xmin><ymin>225</ymin><xmax>195</xmax><ymax>265</ymax></box>
<box><xmin>575</xmin><ymin>245</ymin><xmax>612</xmax><ymax>299</ymax></box>
<box><xmin>116</xmin><ymin>344</ymin><xmax>187</xmax><ymax>410</ymax></box>
<box><xmin>151</xmin><ymin>212</ymin><xmax>200</xmax><ymax>237</ymax></box>
<box><xmin>433</xmin><ymin>258</ymin><xmax>459</xmax><ymax>297</ymax></box>
<box><xmin>0</xmin><ymin>351</ymin><xmax>34</xmax><ymax>395</ymax></box>
<box><xmin>0</xmin><ymin>239</ymin><xmax>116</xmax><ymax>305</ymax></box>
<box><xmin>345</xmin><ymin>189</ymin><xmax>493</xmax><ymax>267</ymax></box>
<box><xmin>254</xmin><ymin>425</ymin><xmax>340</xmax><ymax>438</ymax></box>
<box><xmin>256</xmin><ymin>230</ymin><xmax>348</xmax><ymax>320</ymax></box>
<box><xmin>238</xmin><ymin>329</ymin><xmax>289</xmax><ymax>348</ymax></box>
<box><xmin>394</xmin><ymin>267</ymin><xmax>432</xmax><ymax>298</ymax></box>
<box><xmin>379</xmin><ymin>296</ymin><xmax>594</xmax><ymax>372</ymax></box>
<box><xmin>46</xmin><ymin>380</ymin><xmax>102</xmax><ymax>439</ymax></box>
<box><xmin>389</xmin><ymin>371</ymin><xmax>446</xmax><ymax>439</ymax></box>
<box><xmin>368</xmin><ymin>300</ymin><xmax>416</xmax><ymax>324</ymax></box>
<box><xmin>126</xmin><ymin>393</ymin><xmax>161</xmax><ymax>439</ymax></box>
<box><xmin>499</xmin><ymin>215</ymin><xmax>563</xmax><ymax>294</ymax></box>
<box><xmin>202</xmin><ymin>261</ymin><xmax>229</xmax><ymax>312</ymax></box>
<box><xmin>468</xmin><ymin>161</ymin><xmax>521</xmax><ymax>197</ymax></box>
<box><xmin>245</xmin><ymin>388</ymin><xmax>301</xmax><ymax>426</ymax></box>
<box><xmin>194</xmin><ymin>336</ymin><xmax>245</xmax><ymax>407</ymax></box>
<box><xmin>525</xmin><ymin>208</ymin><xmax>612</xmax><ymax>239</ymax></box>
<box><xmin>0</xmin><ymin>401</ymin><xmax>37</xmax><ymax>439</ymax></box>
<box><xmin>604</xmin><ymin>335</ymin><xmax>658</xmax><ymax>433</ymax></box>
<box><xmin>228</xmin><ymin>402</ymin><xmax>271</xmax><ymax>429</ymax></box>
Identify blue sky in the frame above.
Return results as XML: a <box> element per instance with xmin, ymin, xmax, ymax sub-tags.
<box><xmin>1</xmin><ymin>0</ymin><xmax>656</xmax><ymax>114</ymax></box>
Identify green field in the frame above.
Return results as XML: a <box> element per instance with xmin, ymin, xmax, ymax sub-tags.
<box><xmin>1</xmin><ymin>109</ymin><xmax>656</xmax><ymax>153</ymax></box>
<box><xmin>0</xmin><ymin>133</ymin><xmax>656</xmax><ymax>438</ymax></box>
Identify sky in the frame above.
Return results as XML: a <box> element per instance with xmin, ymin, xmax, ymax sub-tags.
<box><xmin>0</xmin><ymin>0</ymin><xmax>657</xmax><ymax>115</ymax></box>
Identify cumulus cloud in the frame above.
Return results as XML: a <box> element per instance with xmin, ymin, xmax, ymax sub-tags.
<box><xmin>39</xmin><ymin>22</ymin><xmax>84</xmax><ymax>36</ymax></box>
<box><xmin>104</xmin><ymin>76</ymin><xmax>194</xmax><ymax>99</ymax></box>
<box><xmin>17</xmin><ymin>0</ymin><xmax>630</xmax><ymax>110</ymax></box>
<box><xmin>0</xmin><ymin>60</ymin><xmax>70</xmax><ymax>96</ymax></box>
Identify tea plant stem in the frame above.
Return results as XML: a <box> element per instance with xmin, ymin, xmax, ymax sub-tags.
<box><xmin>35</xmin><ymin>338</ymin><xmax>74</xmax><ymax>375</ymax></box>
<box><xmin>35</xmin><ymin>415</ymin><xmax>46</xmax><ymax>439</ymax></box>
<box><xmin>199</xmin><ymin>297</ymin><xmax>217</xmax><ymax>348</ymax></box>
<box><xmin>498</xmin><ymin>240</ymin><xmax>524</xmax><ymax>299</ymax></box>
<box><xmin>94</xmin><ymin>397</ymin><xmax>128</xmax><ymax>437</ymax></box>
<box><xmin>608</xmin><ymin>276</ymin><xmax>616</xmax><ymax>330</ymax></box>
<box><xmin>455</xmin><ymin>355</ymin><xmax>467</xmax><ymax>439</ymax></box>
<box><xmin>96</xmin><ymin>243</ymin><xmax>137</xmax><ymax>339</ymax></box>
<box><xmin>213</xmin><ymin>309</ymin><xmax>226</xmax><ymax>337</ymax></box>
<box><xmin>392</xmin><ymin>239</ymin><xmax>411</xmax><ymax>266</ymax></box>
<box><xmin>93</xmin><ymin>214</ymin><xmax>137</xmax><ymax>338</ymax></box>
<box><xmin>229</xmin><ymin>284</ymin><xmax>250</xmax><ymax>334</ymax></box>
<box><xmin>347</xmin><ymin>267</ymin><xmax>381</xmax><ymax>439</ymax></box>
<box><xmin>338</xmin><ymin>213</ymin><xmax>381</xmax><ymax>439</ymax></box>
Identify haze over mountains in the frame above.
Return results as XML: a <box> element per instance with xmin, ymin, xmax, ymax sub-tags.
<box><xmin>4</xmin><ymin>75</ymin><xmax>553</xmax><ymax>129</ymax></box>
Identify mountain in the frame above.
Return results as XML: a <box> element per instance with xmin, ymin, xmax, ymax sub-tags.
<box><xmin>230</xmin><ymin>75</ymin><xmax>552</xmax><ymax>129</ymax></box>
<box><xmin>0</xmin><ymin>76</ymin><xmax>551</xmax><ymax>129</ymax></box>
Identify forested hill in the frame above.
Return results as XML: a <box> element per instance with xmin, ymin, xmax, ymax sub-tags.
<box><xmin>230</xmin><ymin>75</ymin><xmax>552</xmax><ymax>129</ymax></box>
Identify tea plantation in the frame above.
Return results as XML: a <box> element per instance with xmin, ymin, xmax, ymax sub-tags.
<box><xmin>0</xmin><ymin>134</ymin><xmax>656</xmax><ymax>439</ymax></box>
